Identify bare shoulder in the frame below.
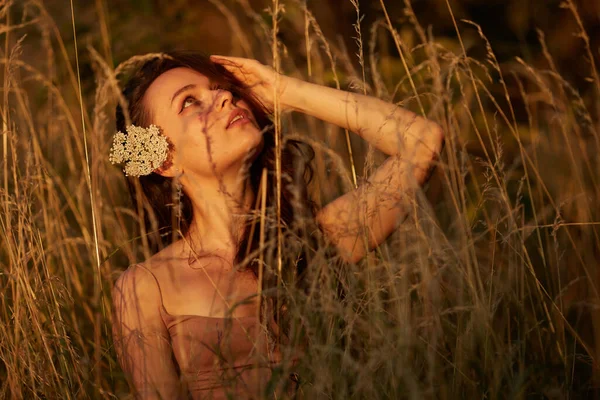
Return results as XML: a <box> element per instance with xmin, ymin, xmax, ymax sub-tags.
<box><xmin>111</xmin><ymin>264</ymin><xmax>160</xmax><ymax>315</ymax></box>
<box><xmin>112</xmin><ymin>241</ymin><xmax>183</xmax><ymax>305</ymax></box>
<box><xmin>114</xmin><ymin>239</ymin><xmax>255</xmax><ymax>317</ymax></box>
<box><xmin>115</xmin><ymin>240</ymin><xmax>185</xmax><ymax>285</ymax></box>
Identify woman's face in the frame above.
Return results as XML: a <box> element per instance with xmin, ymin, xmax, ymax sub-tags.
<box><xmin>144</xmin><ymin>67</ymin><xmax>263</xmax><ymax>178</ymax></box>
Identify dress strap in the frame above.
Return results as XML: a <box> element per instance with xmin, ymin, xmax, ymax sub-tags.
<box><xmin>128</xmin><ymin>263</ymin><xmax>171</xmax><ymax>327</ymax></box>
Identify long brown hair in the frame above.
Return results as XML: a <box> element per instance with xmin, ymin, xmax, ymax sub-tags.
<box><xmin>115</xmin><ymin>51</ymin><xmax>316</xmax><ymax>281</ymax></box>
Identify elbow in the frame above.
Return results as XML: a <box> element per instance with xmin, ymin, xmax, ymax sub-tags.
<box><xmin>437</xmin><ymin>124</ymin><xmax>445</xmax><ymax>151</ymax></box>
<box><xmin>422</xmin><ymin>123</ymin><xmax>444</xmax><ymax>167</ymax></box>
<box><xmin>409</xmin><ymin>123</ymin><xmax>444</xmax><ymax>187</ymax></box>
<box><xmin>411</xmin><ymin>120</ymin><xmax>445</xmax><ymax>159</ymax></box>
<box><xmin>428</xmin><ymin>122</ymin><xmax>445</xmax><ymax>155</ymax></box>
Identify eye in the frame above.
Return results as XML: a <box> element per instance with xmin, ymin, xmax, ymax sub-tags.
<box><xmin>180</xmin><ymin>96</ymin><xmax>199</xmax><ymax>113</ymax></box>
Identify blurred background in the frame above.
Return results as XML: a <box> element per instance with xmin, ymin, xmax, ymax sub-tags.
<box><xmin>2</xmin><ymin>0</ymin><xmax>600</xmax><ymax>398</ymax></box>
<box><xmin>39</xmin><ymin>0</ymin><xmax>600</xmax><ymax>98</ymax></box>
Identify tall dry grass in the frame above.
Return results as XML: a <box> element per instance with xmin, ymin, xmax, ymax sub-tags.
<box><xmin>0</xmin><ymin>0</ymin><xmax>599</xmax><ymax>398</ymax></box>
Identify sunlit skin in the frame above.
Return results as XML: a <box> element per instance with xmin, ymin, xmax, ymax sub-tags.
<box><xmin>136</xmin><ymin>57</ymin><xmax>446</xmax><ymax>316</ymax></box>
<box><xmin>113</xmin><ymin>55</ymin><xmax>445</xmax><ymax>398</ymax></box>
<box><xmin>145</xmin><ymin>68</ymin><xmax>262</xmax><ymax>256</ymax></box>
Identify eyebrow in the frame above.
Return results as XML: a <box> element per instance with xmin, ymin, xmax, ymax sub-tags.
<box><xmin>170</xmin><ymin>84</ymin><xmax>196</xmax><ymax>107</ymax></box>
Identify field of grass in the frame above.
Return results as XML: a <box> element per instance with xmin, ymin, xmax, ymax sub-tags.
<box><xmin>1</xmin><ymin>0</ymin><xmax>599</xmax><ymax>398</ymax></box>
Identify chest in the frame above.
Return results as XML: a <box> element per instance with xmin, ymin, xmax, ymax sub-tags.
<box><xmin>157</xmin><ymin>259</ymin><xmax>261</xmax><ymax>318</ymax></box>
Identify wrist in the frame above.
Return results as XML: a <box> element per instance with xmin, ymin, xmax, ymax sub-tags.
<box><xmin>278</xmin><ymin>76</ymin><xmax>306</xmax><ymax>112</ymax></box>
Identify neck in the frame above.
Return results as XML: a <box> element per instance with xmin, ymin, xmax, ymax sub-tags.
<box><xmin>180</xmin><ymin>168</ymin><xmax>255</xmax><ymax>262</ymax></box>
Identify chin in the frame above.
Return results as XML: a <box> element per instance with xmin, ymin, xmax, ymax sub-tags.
<box><xmin>216</xmin><ymin>135</ymin><xmax>264</xmax><ymax>177</ymax></box>
<box><xmin>234</xmin><ymin>126</ymin><xmax>264</xmax><ymax>161</ymax></box>
<box><xmin>247</xmin><ymin>136</ymin><xmax>265</xmax><ymax>163</ymax></box>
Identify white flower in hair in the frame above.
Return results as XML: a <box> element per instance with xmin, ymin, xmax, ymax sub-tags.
<box><xmin>109</xmin><ymin>124</ymin><xmax>169</xmax><ymax>177</ymax></box>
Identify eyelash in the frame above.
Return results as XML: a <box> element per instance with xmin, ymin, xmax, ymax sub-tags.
<box><xmin>179</xmin><ymin>84</ymin><xmax>238</xmax><ymax>113</ymax></box>
<box><xmin>179</xmin><ymin>95</ymin><xmax>199</xmax><ymax>113</ymax></box>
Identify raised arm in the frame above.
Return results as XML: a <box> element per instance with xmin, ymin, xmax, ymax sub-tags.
<box><xmin>282</xmin><ymin>78</ymin><xmax>444</xmax><ymax>263</ymax></box>
<box><xmin>211</xmin><ymin>55</ymin><xmax>444</xmax><ymax>263</ymax></box>
<box><xmin>112</xmin><ymin>264</ymin><xmax>185</xmax><ymax>399</ymax></box>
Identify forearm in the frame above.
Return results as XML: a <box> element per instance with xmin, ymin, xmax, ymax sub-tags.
<box><xmin>304</xmin><ymin>77</ymin><xmax>445</xmax><ymax>263</ymax></box>
<box><xmin>317</xmin><ymin>132</ymin><xmax>444</xmax><ymax>263</ymax></box>
<box><xmin>280</xmin><ymin>77</ymin><xmax>442</xmax><ymax>156</ymax></box>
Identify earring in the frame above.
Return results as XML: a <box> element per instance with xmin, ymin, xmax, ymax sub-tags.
<box><xmin>174</xmin><ymin>173</ymin><xmax>183</xmax><ymax>220</ymax></box>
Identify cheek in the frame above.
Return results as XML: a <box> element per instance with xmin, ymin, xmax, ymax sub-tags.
<box><xmin>179</xmin><ymin>134</ymin><xmax>211</xmax><ymax>160</ymax></box>
<box><xmin>176</xmin><ymin>117</ymin><xmax>213</xmax><ymax>149</ymax></box>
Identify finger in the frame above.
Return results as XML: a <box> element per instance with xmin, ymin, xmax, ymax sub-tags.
<box><xmin>210</xmin><ymin>55</ymin><xmax>246</xmax><ymax>69</ymax></box>
<box><xmin>210</xmin><ymin>55</ymin><xmax>249</xmax><ymax>64</ymax></box>
<box><xmin>211</xmin><ymin>58</ymin><xmax>245</xmax><ymax>74</ymax></box>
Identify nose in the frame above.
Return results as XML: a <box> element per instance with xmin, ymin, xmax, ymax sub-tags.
<box><xmin>214</xmin><ymin>89</ymin><xmax>233</xmax><ymax>112</ymax></box>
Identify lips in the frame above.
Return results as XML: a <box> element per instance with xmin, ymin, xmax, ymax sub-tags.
<box><xmin>226</xmin><ymin>108</ymin><xmax>250</xmax><ymax>129</ymax></box>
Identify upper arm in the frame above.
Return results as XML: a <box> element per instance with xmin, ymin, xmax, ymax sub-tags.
<box><xmin>316</xmin><ymin>125</ymin><xmax>444</xmax><ymax>263</ymax></box>
<box><xmin>112</xmin><ymin>265</ymin><xmax>184</xmax><ymax>399</ymax></box>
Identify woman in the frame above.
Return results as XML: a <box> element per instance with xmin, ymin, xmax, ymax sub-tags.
<box><xmin>111</xmin><ymin>51</ymin><xmax>444</xmax><ymax>399</ymax></box>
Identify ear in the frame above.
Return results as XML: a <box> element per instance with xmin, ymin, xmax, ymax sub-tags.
<box><xmin>154</xmin><ymin>138</ymin><xmax>178</xmax><ymax>177</ymax></box>
<box><xmin>154</xmin><ymin>158</ymin><xmax>179</xmax><ymax>178</ymax></box>
<box><xmin>155</xmin><ymin>165</ymin><xmax>177</xmax><ymax>178</ymax></box>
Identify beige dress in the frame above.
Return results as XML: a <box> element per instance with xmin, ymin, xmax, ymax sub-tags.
<box><xmin>112</xmin><ymin>263</ymin><xmax>298</xmax><ymax>399</ymax></box>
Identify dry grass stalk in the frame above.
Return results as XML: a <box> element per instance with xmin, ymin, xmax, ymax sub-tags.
<box><xmin>0</xmin><ymin>0</ymin><xmax>598</xmax><ymax>398</ymax></box>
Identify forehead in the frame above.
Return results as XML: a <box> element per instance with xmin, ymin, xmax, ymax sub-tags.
<box><xmin>144</xmin><ymin>67</ymin><xmax>210</xmax><ymax>107</ymax></box>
